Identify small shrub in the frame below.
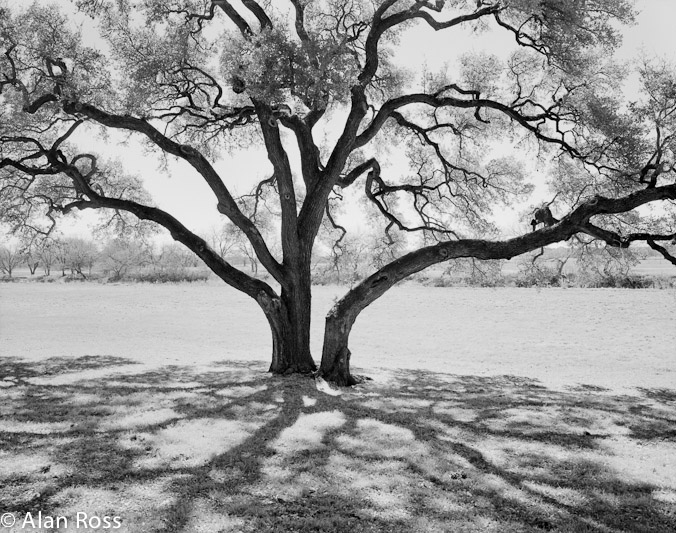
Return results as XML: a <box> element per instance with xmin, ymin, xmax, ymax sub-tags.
<box><xmin>410</xmin><ymin>272</ymin><xmax>432</xmax><ymax>285</ymax></box>
<box><xmin>312</xmin><ymin>268</ymin><xmax>365</xmax><ymax>286</ymax></box>
<box><xmin>515</xmin><ymin>265</ymin><xmax>564</xmax><ymax>288</ymax></box>
<box><xmin>461</xmin><ymin>273</ymin><xmax>506</xmax><ymax>288</ymax></box>
<box><xmin>431</xmin><ymin>274</ymin><xmax>455</xmax><ymax>287</ymax></box>
<box><xmin>653</xmin><ymin>276</ymin><xmax>676</xmax><ymax>289</ymax></box>
<box><xmin>589</xmin><ymin>274</ymin><xmax>656</xmax><ymax>289</ymax></box>
<box><xmin>312</xmin><ymin>270</ymin><xmax>341</xmax><ymax>286</ymax></box>
<box><xmin>126</xmin><ymin>267</ymin><xmax>210</xmax><ymax>283</ymax></box>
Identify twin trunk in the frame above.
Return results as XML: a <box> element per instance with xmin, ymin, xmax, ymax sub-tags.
<box><xmin>257</xmin><ymin>273</ymin><xmax>357</xmax><ymax>385</ymax></box>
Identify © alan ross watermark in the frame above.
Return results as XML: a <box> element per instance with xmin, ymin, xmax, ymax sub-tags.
<box><xmin>1</xmin><ymin>511</ymin><xmax>122</xmax><ymax>530</ymax></box>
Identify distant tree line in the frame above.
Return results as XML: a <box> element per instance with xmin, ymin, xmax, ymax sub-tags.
<box><xmin>0</xmin><ymin>235</ymin><xmax>206</xmax><ymax>282</ymax></box>
<box><xmin>1</xmin><ymin>223</ymin><xmax>673</xmax><ymax>289</ymax></box>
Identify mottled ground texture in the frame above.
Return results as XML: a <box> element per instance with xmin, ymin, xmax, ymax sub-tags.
<box><xmin>0</xmin><ymin>283</ymin><xmax>675</xmax><ymax>532</ymax></box>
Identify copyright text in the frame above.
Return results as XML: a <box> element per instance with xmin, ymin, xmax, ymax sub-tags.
<box><xmin>1</xmin><ymin>512</ymin><xmax>122</xmax><ymax>530</ymax></box>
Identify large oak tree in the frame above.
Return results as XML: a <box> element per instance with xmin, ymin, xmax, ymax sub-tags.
<box><xmin>1</xmin><ymin>0</ymin><xmax>675</xmax><ymax>384</ymax></box>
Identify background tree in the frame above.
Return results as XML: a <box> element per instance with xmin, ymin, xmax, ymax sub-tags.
<box><xmin>0</xmin><ymin>242</ymin><xmax>22</xmax><ymax>277</ymax></box>
<box><xmin>208</xmin><ymin>222</ymin><xmax>239</xmax><ymax>261</ymax></box>
<box><xmin>516</xmin><ymin>236</ymin><xmax>647</xmax><ymax>288</ymax></box>
<box><xmin>37</xmin><ymin>237</ymin><xmax>59</xmax><ymax>276</ymax></box>
<box><xmin>54</xmin><ymin>239</ymin><xmax>70</xmax><ymax>277</ymax></box>
<box><xmin>21</xmin><ymin>237</ymin><xmax>41</xmax><ymax>275</ymax></box>
<box><xmin>63</xmin><ymin>237</ymin><xmax>99</xmax><ymax>279</ymax></box>
<box><xmin>2</xmin><ymin>0</ymin><xmax>676</xmax><ymax>384</ymax></box>
<box><xmin>155</xmin><ymin>242</ymin><xmax>200</xmax><ymax>269</ymax></box>
<box><xmin>100</xmin><ymin>238</ymin><xmax>148</xmax><ymax>280</ymax></box>
<box><xmin>574</xmin><ymin>239</ymin><xmax>644</xmax><ymax>287</ymax></box>
<box><xmin>444</xmin><ymin>257</ymin><xmax>505</xmax><ymax>287</ymax></box>
<box><xmin>238</xmin><ymin>237</ymin><xmax>261</xmax><ymax>275</ymax></box>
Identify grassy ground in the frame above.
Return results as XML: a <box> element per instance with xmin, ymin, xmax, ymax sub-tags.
<box><xmin>1</xmin><ymin>283</ymin><xmax>675</xmax><ymax>390</ymax></box>
<box><xmin>0</xmin><ymin>358</ymin><xmax>675</xmax><ymax>532</ymax></box>
<box><xmin>1</xmin><ymin>284</ymin><xmax>675</xmax><ymax>531</ymax></box>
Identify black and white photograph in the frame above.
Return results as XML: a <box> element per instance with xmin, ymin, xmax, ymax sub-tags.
<box><xmin>1</xmin><ymin>0</ymin><xmax>675</xmax><ymax>531</ymax></box>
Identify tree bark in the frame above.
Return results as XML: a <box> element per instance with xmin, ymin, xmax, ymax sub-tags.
<box><xmin>319</xmin><ymin>310</ymin><xmax>359</xmax><ymax>386</ymax></box>
<box><xmin>281</xmin><ymin>275</ymin><xmax>313</xmax><ymax>369</ymax></box>
<box><xmin>258</xmin><ymin>288</ymin><xmax>316</xmax><ymax>375</ymax></box>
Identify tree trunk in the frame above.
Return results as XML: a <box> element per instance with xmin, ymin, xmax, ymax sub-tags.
<box><xmin>319</xmin><ymin>310</ymin><xmax>359</xmax><ymax>386</ymax></box>
<box><xmin>257</xmin><ymin>288</ymin><xmax>316</xmax><ymax>375</ymax></box>
<box><xmin>317</xmin><ymin>273</ymin><xmax>392</xmax><ymax>385</ymax></box>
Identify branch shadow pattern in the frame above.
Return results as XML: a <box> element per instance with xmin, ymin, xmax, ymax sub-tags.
<box><xmin>0</xmin><ymin>357</ymin><xmax>675</xmax><ymax>532</ymax></box>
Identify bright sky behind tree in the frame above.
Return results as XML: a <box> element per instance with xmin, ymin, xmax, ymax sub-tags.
<box><xmin>40</xmin><ymin>0</ymin><xmax>676</xmax><ymax>240</ymax></box>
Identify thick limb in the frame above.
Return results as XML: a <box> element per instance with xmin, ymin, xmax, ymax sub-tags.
<box><xmin>319</xmin><ymin>185</ymin><xmax>676</xmax><ymax>385</ymax></box>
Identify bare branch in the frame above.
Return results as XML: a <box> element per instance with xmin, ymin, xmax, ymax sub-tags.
<box><xmin>278</xmin><ymin>114</ymin><xmax>322</xmax><ymax>188</ymax></box>
<box><xmin>213</xmin><ymin>0</ymin><xmax>253</xmax><ymax>36</ymax></box>
<box><xmin>254</xmin><ymin>101</ymin><xmax>300</xmax><ymax>266</ymax></box>
<box><xmin>33</xmin><ymin>99</ymin><xmax>286</xmax><ymax>283</ymax></box>
<box><xmin>240</xmin><ymin>0</ymin><xmax>272</xmax><ymax>30</ymax></box>
<box><xmin>337</xmin><ymin>158</ymin><xmax>379</xmax><ymax>188</ymax></box>
<box><xmin>359</xmin><ymin>2</ymin><xmax>501</xmax><ymax>86</ymax></box>
<box><xmin>355</xmin><ymin>91</ymin><xmax>578</xmax><ymax>157</ymax></box>
<box><xmin>647</xmin><ymin>239</ymin><xmax>676</xmax><ymax>266</ymax></box>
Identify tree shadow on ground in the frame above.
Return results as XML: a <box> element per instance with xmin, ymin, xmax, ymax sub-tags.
<box><xmin>0</xmin><ymin>357</ymin><xmax>675</xmax><ymax>532</ymax></box>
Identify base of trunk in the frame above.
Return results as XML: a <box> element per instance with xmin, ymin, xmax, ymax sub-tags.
<box><xmin>269</xmin><ymin>359</ymin><xmax>316</xmax><ymax>375</ymax></box>
<box><xmin>268</xmin><ymin>335</ymin><xmax>316</xmax><ymax>375</ymax></box>
<box><xmin>317</xmin><ymin>345</ymin><xmax>359</xmax><ymax>386</ymax></box>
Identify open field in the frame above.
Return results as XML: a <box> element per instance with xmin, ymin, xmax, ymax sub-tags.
<box><xmin>1</xmin><ymin>283</ymin><xmax>675</xmax><ymax>532</ymax></box>
<box><xmin>2</xmin><ymin>282</ymin><xmax>675</xmax><ymax>390</ymax></box>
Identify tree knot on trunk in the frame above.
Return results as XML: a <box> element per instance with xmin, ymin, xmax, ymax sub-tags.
<box><xmin>179</xmin><ymin>145</ymin><xmax>198</xmax><ymax>157</ymax></box>
<box><xmin>62</xmin><ymin>99</ymin><xmax>83</xmax><ymax>113</ymax></box>
<box><xmin>439</xmin><ymin>248</ymin><xmax>450</xmax><ymax>258</ymax></box>
<box><xmin>256</xmin><ymin>290</ymin><xmax>281</xmax><ymax>312</ymax></box>
<box><xmin>372</xmin><ymin>274</ymin><xmax>389</xmax><ymax>286</ymax></box>
<box><xmin>232</xmin><ymin>75</ymin><xmax>246</xmax><ymax>94</ymax></box>
<box><xmin>217</xmin><ymin>202</ymin><xmax>232</xmax><ymax>215</ymax></box>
